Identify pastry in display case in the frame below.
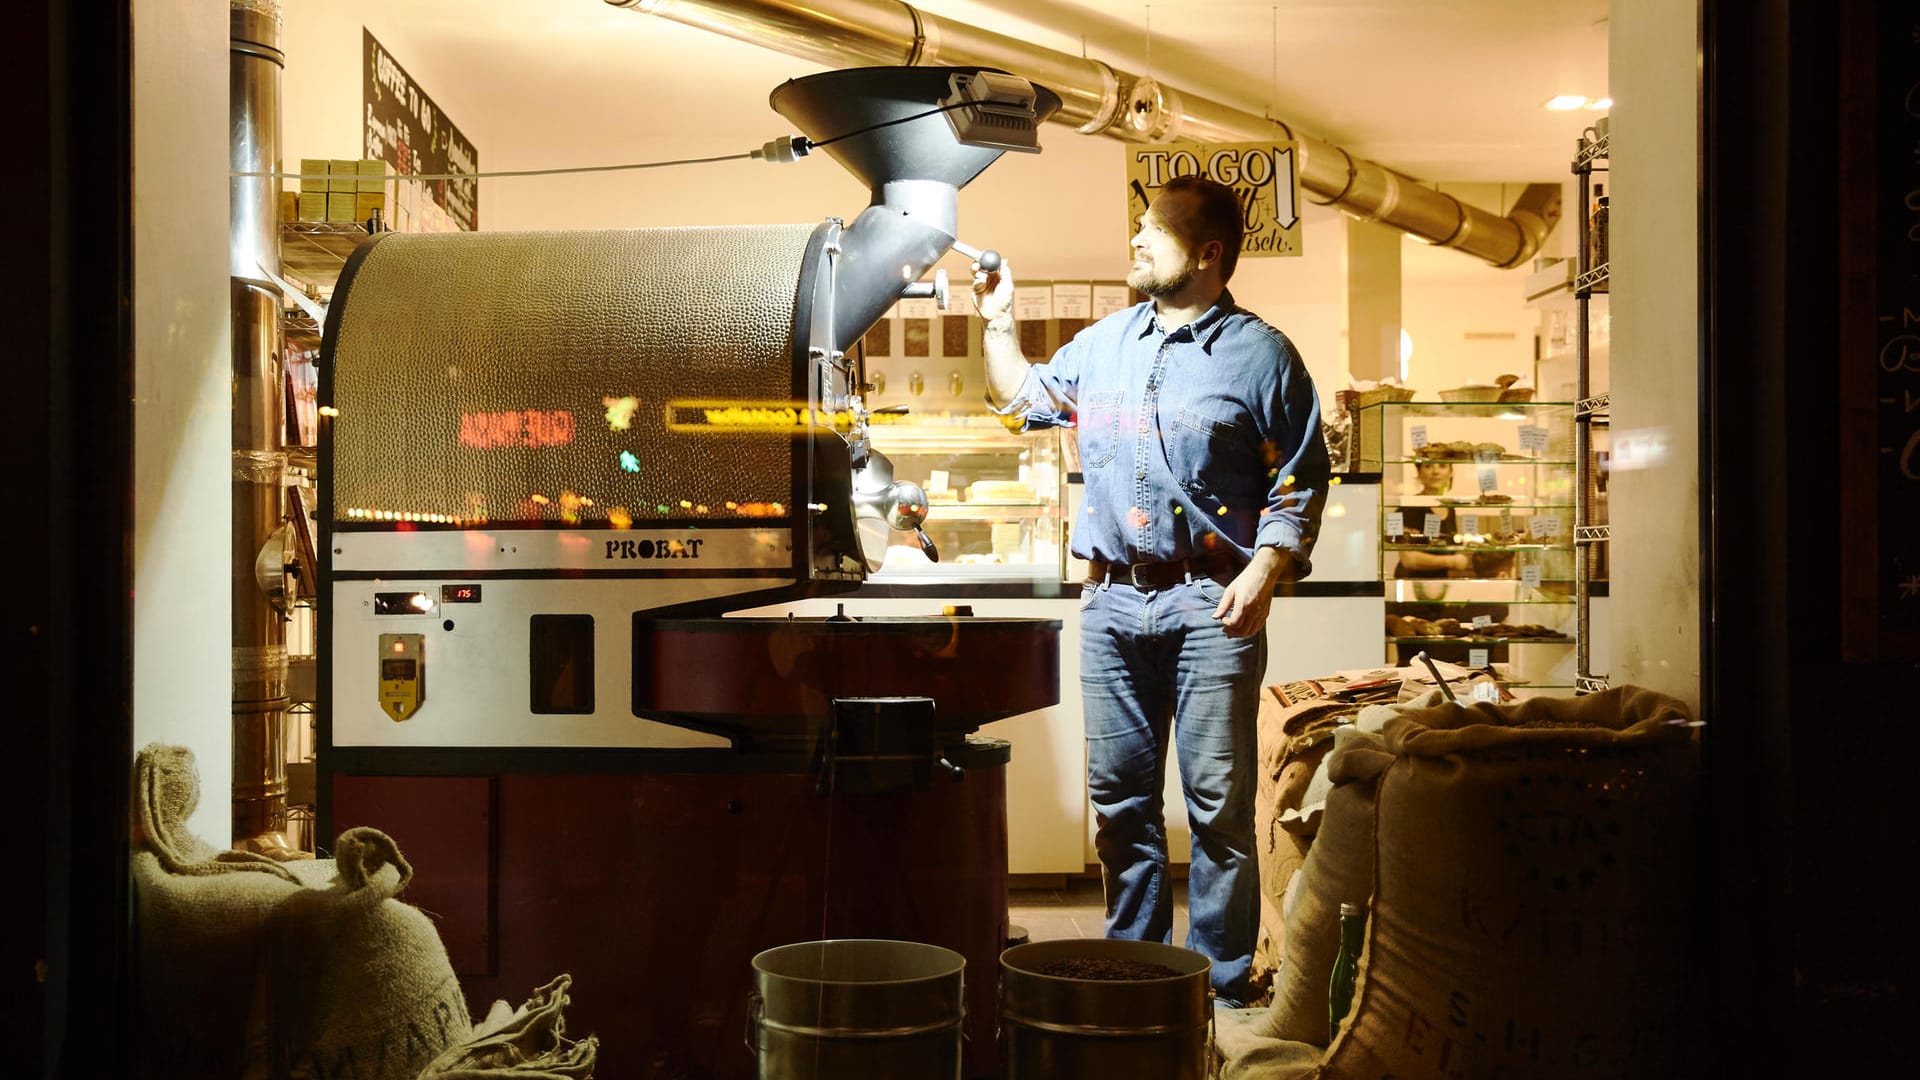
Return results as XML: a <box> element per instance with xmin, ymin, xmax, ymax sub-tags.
<box><xmin>856</xmin><ymin>292</ymin><xmax>1078</xmax><ymax>578</ymax></box>
<box><xmin>1355</xmin><ymin>399</ymin><xmax>1579</xmax><ymax>696</ymax></box>
<box><xmin>862</xmin><ymin>420</ymin><xmax>1063</xmax><ymax>576</ymax></box>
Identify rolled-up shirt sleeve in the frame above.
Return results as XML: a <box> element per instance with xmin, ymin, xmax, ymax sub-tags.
<box><xmin>988</xmin><ymin>332</ymin><xmax>1085</xmax><ymax>431</ymax></box>
<box><xmin>1255</xmin><ymin>354</ymin><xmax>1331</xmax><ymax>576</ymax></box>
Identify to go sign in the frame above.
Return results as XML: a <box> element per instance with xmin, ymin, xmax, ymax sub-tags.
<box><xmin>1126</xmin><ymin>141</ymin><xmax>1302</xmax><ymax>257</ymax></box>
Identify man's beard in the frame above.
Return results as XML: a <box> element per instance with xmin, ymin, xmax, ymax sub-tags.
<box><xmin>1127</xmin><ymin>260</ymin><xmax>1193</xmax><ymax>298</ymax></box>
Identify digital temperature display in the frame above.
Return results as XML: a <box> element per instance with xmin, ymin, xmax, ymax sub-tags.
<box><xmin>441</xmin><ymin>584</ymin><xmax>483</xmax><ymax>604</ymax></box>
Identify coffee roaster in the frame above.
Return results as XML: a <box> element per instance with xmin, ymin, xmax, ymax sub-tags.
<box><xmin>318</xmin><ymin>67</ymin><xmax>1062</xmax><ymax>1077</ymax></box>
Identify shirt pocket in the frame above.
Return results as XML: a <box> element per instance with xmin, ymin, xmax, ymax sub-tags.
<box><xmin>1077</xmin><ymin>390</ymin><xmax>1125</xmax><ymax>469</ymax></box>
<box><xmin>1170</xmin><ymin>404</ymin><xmax>1243</xmax><ymax>495</ymax></box>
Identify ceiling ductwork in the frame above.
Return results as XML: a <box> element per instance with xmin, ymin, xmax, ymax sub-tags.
<box><xmin>604</xmin><ymin>0</ymin><xmax>1560</xmax><ymax>268</ymax></box>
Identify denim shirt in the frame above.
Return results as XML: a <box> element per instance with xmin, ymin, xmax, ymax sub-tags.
<box><xmin>998</xmin><ymin>292</ymin><xmax>1329</xmax><ymax>576</ymax></box>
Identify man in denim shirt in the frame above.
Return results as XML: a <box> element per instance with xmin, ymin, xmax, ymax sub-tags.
<box><xmin>976</xmin><ymin>175</ymin><xmax>1328</xmax><ymax>1004</ymax></box>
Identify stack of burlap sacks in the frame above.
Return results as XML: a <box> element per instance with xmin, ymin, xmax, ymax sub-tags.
<box><xmin>132</xmin><ymin>745</ymin><xmax>598</xmax><ymax>1079</ymax></box>
<box><xmin>1223</xmin><ymin>686</ymin><xmax>1701</xmax><ymax>1079</ymax></box>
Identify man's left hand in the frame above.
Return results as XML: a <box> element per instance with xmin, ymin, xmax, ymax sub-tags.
<box><xmin>1213</xmin><ymin>550</ymin><xmax>1294</xmax><ymax>637</ymax></box>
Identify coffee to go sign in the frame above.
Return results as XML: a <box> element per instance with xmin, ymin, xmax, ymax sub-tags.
<box><xmin>1127</xmin><ymin>141</ymin><xmax>1302</xmax><ymax>257</ymax></box>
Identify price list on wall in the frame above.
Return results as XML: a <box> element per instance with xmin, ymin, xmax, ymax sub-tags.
<box><xmin>1874</xmin><ymin>6</ymin><xmax>1920</xmax><ymax>636</ymax></box>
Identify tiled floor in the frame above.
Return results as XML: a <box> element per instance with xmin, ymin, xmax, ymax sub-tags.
<box><xmin>1008</xmin><ymin>875</ymin><xmax>1191</xmax><ymax>945</ymax></box>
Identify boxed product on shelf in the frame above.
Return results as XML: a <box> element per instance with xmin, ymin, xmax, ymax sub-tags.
<box><xmin>355</xmin><ymin>192</ymin><xmax>386</xmax><ymax>221</ymax></box>
<box><xmin>356</xmin><ymin>158</ymin><xmax>386</xmax><ymax>192</ymax></box>
<box><xmin>279</xmin><ymin>189</ymin><xmax>298</xmax><ymax>223</ymax></box>
<box><xmin>325</xmin><ymin>191</ymin><xmax>357</xmax><ymax>223</ymax></box>
<box><xmin>297</xmin><ymin>191</ymin><xmax>327</xmax><ymax>223</ymax></box>
<box><xmin>327</xmin><ymin>159</ymin><xmax>357</xmax><ymax>192</ymax></box>
<box><xmin>298</xmin><ymin>158</ymin><xmax>328</xmax><ymax>193</ymax></box>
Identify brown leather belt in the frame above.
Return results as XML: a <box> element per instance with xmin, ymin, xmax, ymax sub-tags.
<box><xmin>1089</xmin><ymin>554</ymin><xmax>1232</xmax><ymax>590</ymax></box>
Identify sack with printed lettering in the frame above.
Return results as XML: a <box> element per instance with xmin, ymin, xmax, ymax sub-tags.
<box><xmin>257</xmin><ymin>827</ymin><xmax>473</xmax><ymax>1079</ymax></box>
<box><xmin>1323</xmin><ymin>687</ymin><xmax>1700</xmax><ymax>1080</ymax></box>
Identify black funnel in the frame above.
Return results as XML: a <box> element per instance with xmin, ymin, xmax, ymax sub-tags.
<box><xmin>771</xmin><ymin>66</ymin><xmax>1062</xmax><ymax>195</ymax></box>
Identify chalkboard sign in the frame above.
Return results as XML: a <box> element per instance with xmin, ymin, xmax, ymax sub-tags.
<box><xmin>1873</xmin><ymin>6</ymin><xmax>1920</xmax><ymax>635</ymax></box>
<box><xmin>363</xmin><ymin>29</ymin><xmax>478</xmax><ymax>231</ymax></box>
<box><xmin>1842</xmin><ymin>3</ymin><xmax>1920</xmax><ymax>658</ymax></box>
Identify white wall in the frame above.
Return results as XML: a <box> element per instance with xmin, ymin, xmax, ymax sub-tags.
<box><xmin>1402</xmin><ymin>183</ymin><xmax>1562</xmax><ymax>395</ymax></box>
<box><xmin>132</xmin><ymin>0</ymin><xmax>233</xmax><ymax>843</ymax></box>
<box><xmin>1606</xmin><ymin>0</ymin><xmax>1701</xmax><ymax>712</ymax></box>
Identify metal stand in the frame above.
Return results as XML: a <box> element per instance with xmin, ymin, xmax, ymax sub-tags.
<box><xmin>1573</xmin><ymin>132</ymin><xmax>1611</xmax><ymax>692</ymax></box>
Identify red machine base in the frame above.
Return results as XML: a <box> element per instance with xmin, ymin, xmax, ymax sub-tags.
<box><xmin>332</xmin><ymin>760</ymin><xmax>1010</xmax><ymax>1079</ymax></box>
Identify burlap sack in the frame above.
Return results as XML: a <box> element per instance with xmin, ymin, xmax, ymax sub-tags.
<box><xmin>1250</xmin><ymin>695</ymin><xmax>1358</xmax><ymax>1004</ymax></box>
<box><xmin>131</xmin><ymin>744</ymin><xmax>334</xmax><ymax>1079</ymax></box>
<box><xmin>258</xmin><ymin>826</ymin><xmax>474</xmax><ymax>1079</ymax></box>
<box><xmin>1262</xmin><ymin>689</ymin><xmax>1445</xmax><ymax>1045</ymax></box>
<box><xmin>420</xmin><ymin>974</ymin><xmax>599</xmax><ymax>1078</ymax></box>
<box><xmin>1325</xmin><ymin>686</ymin><xmax>1699</xmax><ymax>1079</ymax></box>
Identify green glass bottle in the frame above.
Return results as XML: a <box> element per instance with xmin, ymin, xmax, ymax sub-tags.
<box><xmin>1328</xmin><ymin>901</ymin><xmax>1366</xmax><ymax>1042</ymax></box>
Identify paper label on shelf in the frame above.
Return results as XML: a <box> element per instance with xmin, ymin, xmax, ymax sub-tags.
<box><xmin>1530</xmin><ymin>513</ymin><xmax>1562</xmax><ymax>540</ymax></box>
<box><xmin>1460</xmin><ymin>513</ymin><xmax>1479</xmax><ymax>537</ymax></box>
<box><xmin>1519</xmin><ymin>424</ymin><xmax>1550</xmax><ymax>452</ymax></box>
<box><xmin>1410</xmin><ymin>424</ymin><xmax>1429</xmax><ymax>449</ymax></box>
<box><xmin>1499</xmin><ymin>508</ymin><xmax>1515</xmax><ymax>536</ymax></box>
<box><xmin>928</xmin><ymin>469</ymin><xmax>950</xmax><ymax>494</ymax></box>
<box><xmin>1014</xmin><ymin>286</ymin><xmax>1054</xmax><ymax>322</ymax></box>
<box><xmin>1478</xmin><ymin>465</ymin><xmax>1499</xmax><ymax>493</ymax></box>
<box><xmin>1522</xmin><ymin>563</ymin><xmax>1543</xmax><ymax>589</ymax></box>
<box><xmin>1385</xmin><ymin>511</ymin><xmax>1405</xmax><ymax>538</ymax></box>
<box><xmin>897</xmin><ymin>297</ymin><xmax>937</xmax><ymax>320</ymax></box>
<box><xmin>1472</xmin><ymin>615</ymin><xmax>1492</xmax><ymax>629</ymax></box>
<box><xmin>1422</xmin><ymin>513</ymin><xmax>1443</xmax><ymax>538</ymax></box>
<box><xmin>1469</xmin><ymin>648</ymin><xmax>1490</xmax><ymax>668</ymax></box>
<box><xmin>1472</xmin><ymin>680</ymin><xmax>1503</xmax><ymax>703</ymax></box>
<box><xmin>1051</xmin><ymin>284</ymin><xmax>1092</xmax><ymax>320</ymax></box>
<box><xmin>1092</xmin><ymin>284</ymin><xmax>1133</xmax><ymax>319</ymax></box>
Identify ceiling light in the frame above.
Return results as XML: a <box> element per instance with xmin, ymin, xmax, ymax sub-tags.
<box><xmin>1590</xmin><ymin>97</ymin><xmax>1613</xmax><ymax>110</ymax></box>
<box><xmin>1545</xmin><ymin>95</ymin><xmax>1589</xmax><ymax>111</ymax></box>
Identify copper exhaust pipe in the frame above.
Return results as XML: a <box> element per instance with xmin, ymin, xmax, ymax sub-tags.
<box><xmin>230</xmin><ymin>0</ymin><xmax>305</xmax><ymax>859</ymax></box>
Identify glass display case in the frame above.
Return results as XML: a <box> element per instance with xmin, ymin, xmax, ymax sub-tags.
<box><xmin>864</xmin><ymin>417</ymin><xmax>1064</xmax><ymax>579</ymax></box>
<box><xmin>1356</xmin><ymin>399</ymin><xmax>1579</xmax><ymax>696</ymax></box>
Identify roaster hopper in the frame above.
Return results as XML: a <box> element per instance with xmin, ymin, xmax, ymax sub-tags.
<box><xmin>319</xmin><ymin>67</ymin><xmax>1062</xmax><ymax>1078</ymax></box>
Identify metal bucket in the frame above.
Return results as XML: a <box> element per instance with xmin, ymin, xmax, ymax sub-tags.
<box><xmin>749</xmin><ymin>939</ymin><xmax>966</xmax><ymax>1079</ymax></box>
<box><xmin>1000</xmin><ymin>939</ymin><xmax>1214</xmax><ymax>1079</ymax></box>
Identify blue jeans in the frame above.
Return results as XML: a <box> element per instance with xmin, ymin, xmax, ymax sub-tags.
<box><xmin>1079</xmin><ymin>574</ymin><xmax>1265</xmax><ymax>1003</ymax></box>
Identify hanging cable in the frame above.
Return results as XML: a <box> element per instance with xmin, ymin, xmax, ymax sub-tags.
<box><xmin>231</xmin><ymin>150</ymin><xmax>752</xmax><ymax>183</ymax></box>
<box><xmin>231</xmin><ymin>100</ymin><xmax>984</xmax><ymax>183</ymax></box>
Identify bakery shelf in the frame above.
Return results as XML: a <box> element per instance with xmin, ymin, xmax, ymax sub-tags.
<box><xmin>1386</xmin><ymin>635</ymin><xmax>1574</xmax><ymax>646</ymax></box>
<box><xmin>1386</xmin><ymin>497</ymin><xmax>1573</xmax><ymax>510</ymax></box>
<box><xmin>1385</xmin><ymin>542</ymin><xmax>1568</xmax><ymax>554</ymax></box>
<box><xmin>1354</xmin><ymin>400</ymin><xmax>1573</xmax><ymax>417</ymax></box>
<box><xmin>923</xmin><ymin>503</ymin><xmax>1052</xmax><ymax>522</ymax></box>
<box><xmin>1378</xmin><ymin>457</ymin><xmax>1577</xmax><ymax>467</ymax></box>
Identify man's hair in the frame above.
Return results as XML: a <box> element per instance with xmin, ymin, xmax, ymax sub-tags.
<box><xmin>1160</xmin><ymin>174</ymin><xmax>1245</xmax><ymax>283</ymax></box>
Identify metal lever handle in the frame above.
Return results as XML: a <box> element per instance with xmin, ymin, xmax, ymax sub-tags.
<box><xmin>937</xmin><ymin>756</ymin><xmax>964</xmax><ymax>783</ymax></box>
<box><xmin>951</xmin><ymin>240</ymin><xmax>1002</xmax><ymax>272</ymax></box>
<box><xmin>899</xmin><ymin>268</ymin><xmax>951</xmax><ymax>309</ymax></box>
<box><xmin>916</xmin><ymin>529</ymin><xmax>940</xmax><ymax>564</ymax></box>
<box><xmin>869</xmin><ymin>405</ymin><xmax>911</xmax><ymax>415</ymax></box>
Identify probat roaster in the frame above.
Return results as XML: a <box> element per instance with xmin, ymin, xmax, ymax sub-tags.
<box><xmin>318</xmin><ymin>68</ymin><xmax>1062</xmax><ymax>1079</ymax></box>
